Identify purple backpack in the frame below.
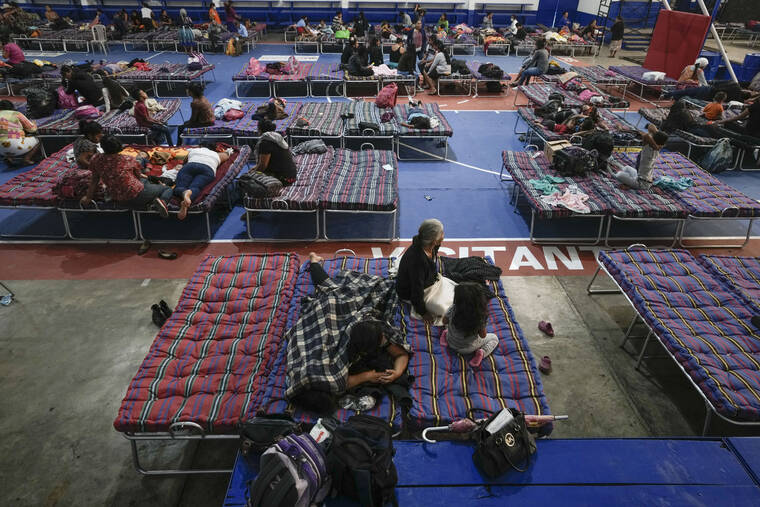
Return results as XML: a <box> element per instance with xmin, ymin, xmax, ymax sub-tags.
<box><xmin>247</xmin><ymin>434</ymin><xmax>330</xmax><ymax>507</ymax></box>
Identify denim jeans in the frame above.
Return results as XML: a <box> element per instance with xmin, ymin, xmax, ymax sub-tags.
<box><xmin>149</xmin><ymin>124</ymin><xmax>174</xmax><ymax>146</ymax></box>
<box><xmin>173</xmin><ymin>162</ymin><xmax>215</xmax><ymax>199</ymax></box>
<box><xmin>124</xmin><ymin>179</ymin><xmax>173</xmax><ymax>210</ymax></box>
<box><xmin>516</xmin><ymin>67</ymin><xmax>542</xmax><ymax>86</ymax></box>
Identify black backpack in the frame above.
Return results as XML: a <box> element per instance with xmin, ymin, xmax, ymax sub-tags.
<box><xmin>582</xmin><ymin>131</ymin><xmax>614</xmax><ymax>160</ymax></box>
<box><xmin>327</xmin><ymin>415</ymin><xmax>397</xmax><ymax>507</ymax></box>
<box><xmin>478</xmin><ymin>63</ymin><xmax>504</xmax><ymax>80</ymax></box>
<box><xmin>451</xmin><ymin>58</ymin><xmax>469</xmax><ymax>75</ymax></box>
<box><xmin>553</xmin><ymin>146</ymin><xmax>599</xmax><ymax>177</ymax></box>
<box><xmin>23</xmin><ymin>87</ymin><xmax>57</xmax><ymax>119</ymax></box>
<box><xmin>536</xmin><ymin>99</ymin><xmax>562</xmax><ymax>118</ymax></box>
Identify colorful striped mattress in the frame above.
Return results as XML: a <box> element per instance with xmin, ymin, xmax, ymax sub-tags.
<box><xmin>403</xmin><ymin>258</ymin><xmax>552</xmax><ymax>435</ymax></box>
<box><xmin>183</xmin><ymin>102</ymin><xmax>257</xmax><ymax>137</ymax></box>
<box><xmin>116</xmin><ymin>63</ymin><xmax>214</xmax><ymax>81</ymax></box>
<box><xmin>244</xmin><ymin>147</ymin><xmax>334</xmax><ymax>211</ymax></box>
<box><xmin>501</xmin><ymin>150</ymin><xmax>612</xmax><ymax>219</ymax></box>
<box><xmin>321</xmin><ymin>149</ymin><xmax>398</xmax><ymax>211</ymax></box>
<box><xmin>519</xmin><ymin>83</ymin><xmax>583</xmax><ymax>108</ymax></box>
<box><xmin>113</xmin><ymin>253</ymin><xmax>300</xmax><ymax>433</ymax></box>
<box><xmin>699</xmin><ymin>255</ymin><xmax>760</xmax><ymax>310</ymax></box>
<box><xmin>306</xmin><ymin>62</ymin><xmax>344</xmax><ymax>80</ymax></box>
<box><xmin>232</xmin><ymin>102</ymin><xmax>302</xmax><ymax>138</ymax></box>
<box><xmin>638</xmin><ymin>107</ymin><xmax>668</xmax><ymax>127</ymax></box>
<box><xmin>571</xmin><ymin>65</ymin><xmax>628</xmax><ymax>84</ymax></box>
<box><xmin>0</xmin><ymin>146</ymin><xmax>72</xmax><ymax>207</ymax></box>
<box><xmin>286</xmin><ymin>102</ymin><xmax>346</xmax><ymax>137</ymax></box>
<box><xmin>233</xmin><ymin>63</ymin><xmax>313</xmax><ymax>82</ymax></box>
<box><xmin>394</xmin><ymin>103</ymin><xmax>453</xmax><ymax>137</ymax></box>
<box><xmin>600</xmin><ymin>248</ymin><xmax>760</xmax><ymax>422</ymax></box>
<box><xmin>99</xmin><ymin>99</ymin><xmax>181</xmax><ymax>136</ymax></box>
<box><xmin>259</xmin><ymin>256</ymin><xmax>405</xmax><ymax>428</ymax></box>
<box><xmin>344</xmin><ymin>101</ymin><xmax>398</xmax><ymax>136</ymax></box>
<box><xmin>609</xmin><ymin>65</ymin><xmax>678</xmax><ymax>85</ymax></box>
<box><xmin>589</xmin><ymin>172</ymin><xmax>686</xmax><ymax>220</ymax></box>
<box><xmin>612</xmin><ymin>151</ymin><xmax>760</xmax><ymax>218</ymax></box>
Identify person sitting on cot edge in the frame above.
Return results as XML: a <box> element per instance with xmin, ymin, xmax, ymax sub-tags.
<box><xmin>611</xmin><ymin>124</ymin><xmax>668</xmax><ymax>190</ymax></box>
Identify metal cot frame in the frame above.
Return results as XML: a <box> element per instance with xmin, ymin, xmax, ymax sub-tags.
<box><xmin>586</xmin><ymin>248</ymin><xmax>760</xmax><ymax>436</ymax></box>
<box><xmin>234</xmin><ymin>77</ymin><xmax>272</xmax><ymax>98</ymax></box>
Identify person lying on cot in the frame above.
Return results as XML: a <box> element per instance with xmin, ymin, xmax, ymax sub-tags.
<box><xmin>611</xmin><ymin>124</ymin><xmax>668</xmax><ymax>190</ymax></box>
<box><xmin>441</xmin><ymin>282</ymin><xmax>499</xmax><ymax>368</ymax></box>
<box><xmin>82</xmin><ymin>135</ymin><xmax>174</xmax><ymax>217</ymax></box>
<box><xmin>288</xmin><ymin>252</ymin><xmax>411</xmax><ymax>415</ymax></box>
<box><xmin>399</xmin><ymin>99</ymin><xmax>437</xmax><ymax>129</ymax></box>
<box><xmin>397</xmin><ymin>218</ymin><xmax>456</xmax><ymax>324</ymax></box>
<box><xmin>253</xmin><ymin>119</ymin><xmax>296</xmax><ymax>186</ymax></box>
<box><xmin>173</xmin><ymin>142</ymin><xmax>231</xmax><ymax>220</ymax></box>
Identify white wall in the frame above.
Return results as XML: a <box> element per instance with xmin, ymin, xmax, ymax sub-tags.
<box><xmin>577</xmin><ymin>0</ymin><xmax>601</xmax><ymax>14</ymax></box>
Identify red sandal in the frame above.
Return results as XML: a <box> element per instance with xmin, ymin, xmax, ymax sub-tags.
<box><xmin>538</xmin><ymin>321</ymin><xmax>554</xmax><ymax>337</ymax></box>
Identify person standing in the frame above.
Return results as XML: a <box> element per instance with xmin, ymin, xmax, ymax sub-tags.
<box><xmin>140</xmin><ymin>2</ymin><xmax>154</xmax><ymax>30</ymax></box>
<box><xmin>406</xmin><ymin>19</ymin><xmax>427</xmax><ymax>60</ymax></box>
<box><xmin>609</xmin><ymin>15</ymin><xmax>625</xmax><ymax>58</ymax></box>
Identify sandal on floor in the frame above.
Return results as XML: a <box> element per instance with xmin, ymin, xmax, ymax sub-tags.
<box><xmin>539</xmin><ymin>356</ymin><xmax>552</xmax><ymax>374</ymax></box>
<box><xmin>137</xmin><ymin>240</ymin><xmax>151</xmax><ymax>256</ymax></box>
<box><xmin>538</xmin><ymin>321</ymin><xmax>554</xmax><ymax>337</ymax></box>
<box><xmin>151</xmin><ymin>304</ymin><xmax>167</xmax><ymax>327</ymax></box>
<box><xmin>158</xmin><ymin>250</ymin><xmax>177</xmax><ymax>260</ymax></box>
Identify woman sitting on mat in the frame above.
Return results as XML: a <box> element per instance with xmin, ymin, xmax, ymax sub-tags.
<box><xmin>82</xmin><ymin>135</ymin><xmax>173</xmax><ymax>217</ymax></box>
<box><xmin>347</xmin><ymin>45</ymin><xmax>374</xmax><ymax>77</ymax></box>
<box><xmin>253</xmin><ymin>119</ymin><xmax>297</xmax><ymax>186</ymax></box>
<box><xmin>0</xmin><ymin>99</ymin><xmax>40</xmax><ymax>166</ymax></box>
<box><xmin>173</xmin><ymin>142</ymin><xmax>230</xmax><ymax>220</ymax></box>
<box><xmin>73</xmin><ymin>120</ymin><xmax>103</xmax><ymax>170</ymax></box>
<box><xmin>368</xmin><ymin>36</ymin><xmax>384</xmax><ymax>66</ymax></box>
<box><xmin>678</xmin><ymin>57</ymin><xmax>709</xmax><ymax>87</ymax></box>
<box><xmin>290</xmin><ymin>252</ymin><xmax>411</xmax><ymax>414</ymax></box>
<box><xmin>396</xmin><ymin>42</ymin><xmax>417</xmax><ymax>76</ymax></box>
<box><xmin>176</xmin><ymin>82</ymin><xmax>214</xmax><ymax>146</ymax></box>
<box><xmin>511</xmin><ymin>38</ymin><xmax>549</xmax><ymax>87</ymax></box>
<box><xmin>397</xmin><ymin>218</ymin><xmax>456</xmax><ymax>324</ymax></box>
<box><xmin>420</xmin><ymin>40</ymin><xmax>450</xmax><ymax>95</ymax></box>
<box><xmin>441</xmin><ymin>282</ymin><xmax>499</xmax><ymax>368</ymax></box>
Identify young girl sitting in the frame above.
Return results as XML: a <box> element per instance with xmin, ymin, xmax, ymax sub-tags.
<box><xmin>440</xmin><ymin>282</ymin><xmax>499</xmax><ymax>367</ymax></box>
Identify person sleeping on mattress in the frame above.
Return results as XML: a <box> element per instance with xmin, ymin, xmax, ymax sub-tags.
<box><xmin>396</xmin><ymin>218</ymin><xmax>456</xmax><ymax>325</ymax></box>
<box><xmin>172</xmin><ymin>142</ymin><xmax>231</xmax><ymax>220</ymax></box>
<box><xmin>399</xmin><ymin>99</ymin><xmax>440</xmax><ymax>130</ymax></box>
<box><xmin>287</xmin><ymin>252</ymin><xmax>411</xmax><ymax>415</ymax></box>
<box><xmin>440</xmin><ymin>282</ymin><xmax>499</xmax><ymax>368</ymax></box>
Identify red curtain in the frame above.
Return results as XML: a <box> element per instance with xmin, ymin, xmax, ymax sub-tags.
<box><xmin>643</xmin><ymin>10</ymin><xmax>712</xmax><ymax>80</ymax></box>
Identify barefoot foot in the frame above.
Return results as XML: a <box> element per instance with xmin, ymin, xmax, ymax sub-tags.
<box><xmin>308</xmin><ymin>252</ymin><xmax>323</xmax><ymax>263</ymax></box>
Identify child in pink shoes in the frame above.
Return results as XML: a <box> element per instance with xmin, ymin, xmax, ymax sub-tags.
<box><xmin>440</xmin><ymin>282</ymin><xmax>499</xmax><ymax>367</ymax></box>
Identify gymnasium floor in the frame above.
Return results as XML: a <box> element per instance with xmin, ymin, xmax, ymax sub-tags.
<box><xmin>1</xmin><ymin>40</ymin><xmax>760</xmax><ymax>506</ymax></box>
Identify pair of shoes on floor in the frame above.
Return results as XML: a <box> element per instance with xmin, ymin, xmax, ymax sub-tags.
<box><xmin>151</xmin><ymin>300</ymin><xmax>173</xmax><ymax>327</ymax></box>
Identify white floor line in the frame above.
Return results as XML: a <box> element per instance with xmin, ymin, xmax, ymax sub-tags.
<box><xmin>145</xmin><ymin>51</ymin><xmax>165</xmax><ymax>61</ymax></box>
<box><xmin>397</xmin><ymin>142</ymin><xmax>501</xmax><ymax>176</ymax></box>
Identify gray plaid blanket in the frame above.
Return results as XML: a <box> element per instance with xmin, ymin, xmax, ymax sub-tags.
<box><xmin>285</xmin><ymin>270</ymin><xmax>407</xmax><ymax>398</ymax></box>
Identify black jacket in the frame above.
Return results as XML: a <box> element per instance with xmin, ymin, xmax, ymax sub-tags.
<box><xmin>369</xmin><ymin>46</ymin><xmax>383</xmax><ymax>66</ymax></box>
<box><xmin>396</xmin><ymin>236</ymin><xmax>438</xmax><ymax>316</ymax></box>
<box><xmin>65</xmin><ymin>71</ymin><xmax>102</xmax><ymax>105</ymax></box>
<box><xmin>341</xmin><ymin>45</ymin><xmax>355</xmax><ymax>64</ymax></box>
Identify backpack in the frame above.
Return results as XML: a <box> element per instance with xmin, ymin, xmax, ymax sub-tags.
<box><xmin>327</xmin><ymin>415</ymin><xmax>397</xmax><ymax>507</ymax></box>
<box><xmin>548</xmin><ymin>92</ymin><xmax>565</xmax><ymax>103</ymax></box>
<box><xmin>239</xmin><ymin>171</ymin><xmax>283</xmax><ymax>198</ymax></box>
<box><xmin>553</xmin><ymin>146</ymin><xmax>599</xmax><ymax>177</ymax></box>
<box><xmin>478</xmin><ymin>63</ymin><xmax>503</xmax><ymax>80</ymax></box>
<box><xmin>23</xmin><ymin>87</ymin><xmax>57</xmax><ymax>119</ymax></box>
<box><xmin>248</xmin><ymin>434</ymin><xmax>330</xmax><ymax>507</ymax></box>
<box><xmin>582</xmin><ymin>131</ymin><xmax>614</xmax><ymax>160</ymax></box>
<box><xmin>246</xmin><ymin>57</ymin><xmax>264</xmax><ymax>76</ymax></box>
<box><xmin>376</xmin><ymin>83</ymin><xmax>398</xmax><ymax>109</ymax></box>
<box><xmin>451</xmin><ymin>58</ymin><xmax>469</xmax><ymax>75</ymax></box>
<box><xmin>56</xmin><ymin>86</ymin><xmax>78</xmax><ymax>109</ymax></box>
<box><xmin>535</xmin><ymin>99</ymin><xmax>562</xmax><ymax>118</ymax></box>
<box><xmin>699</xmin><ymin>138</ymin><xmax>733</xmax><ymax>173</ymax></box>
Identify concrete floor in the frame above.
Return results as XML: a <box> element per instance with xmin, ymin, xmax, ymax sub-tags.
<box><xmin>2</xmin><ymin>270</ymin><xmax>753</xmax><ymax>506</ymax></box>
<box><xmin>1</xmin><ymin>33</ymin><xmax>759</xmax><ymax>507</ymax></box>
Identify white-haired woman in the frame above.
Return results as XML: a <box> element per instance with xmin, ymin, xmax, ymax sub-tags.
<box><xmin>396</xmin><ymin>218</ymin><xmax>455</xmax><ymax>324</ymax></box>
<box><xmin>678</xmin><ymin>57</ymin><xmax>709</xmax><ymax>87</ymax></box>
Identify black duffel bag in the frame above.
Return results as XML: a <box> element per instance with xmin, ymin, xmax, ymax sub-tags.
<box><xmin>238</xmin><ymin>170</ymin><xmax>283</xmax><ymax>198</ymax></box>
